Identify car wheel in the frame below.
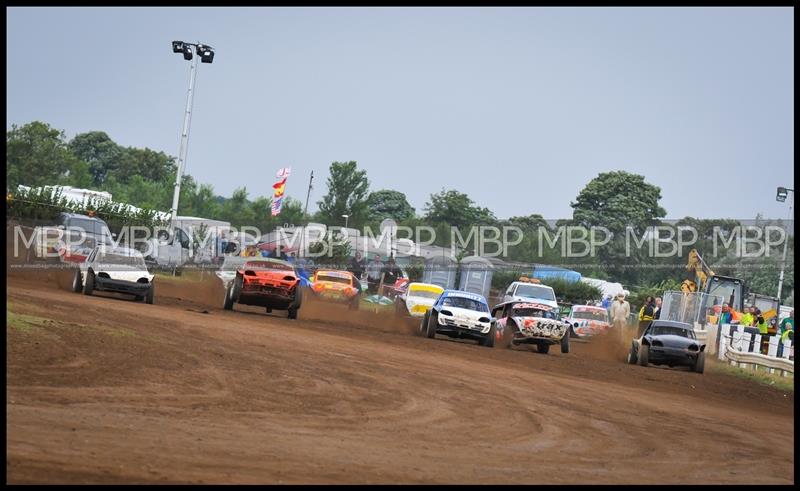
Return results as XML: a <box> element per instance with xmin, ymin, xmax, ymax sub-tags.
<box><xmin>426</xmin><ymin>312</ymin><xmax>437</xmax><ymax>339</ymax></box>
<box><xmin>637</xmin><ymin>343</ymin><xmax>649</xmax><ymax>367</ymax></box>
<box><xmin>145</xmin><ymin>283</ymin><xmax>155</xmax><ymax>305</ymax></box>
<box><xmin>72</xmin><ymin>270</ymin><xmax>83</xmax><ymax>293</ymax></box>
<box><xmin>232</xmin><ymin>273</ymin><xmax>243</xmax><ymax>301</ymax></box>
<box><xmin>223</xmin><ymin>284</ymin><xmax>235</xmax><ymax>310</ymax></box>
<box><xmin>693</xmin><ymin>352</ymin><xmax>706</xmax><ymax>374</ymax></box>
<box><xmin>349</xmin><ymin>297</ymin><xmax>359</xmax><ymax>310</ymax></box>
<box><xmin>287</xmin><ymin>307</ymin><xmax>298</xmax><ymax>320</ymax></box>
<box><xmin>626</xmin><ymin>344</ymin><xmax>638</xmax><ymax>364</ymax></box>
<box><xmin>537</xmin><ymin>343</ymin><xmax>550</xmax><ymax>354</ymax></box>
<box><xmin>266</xmin><ymin>307</ymin><xmax>273</xmax><ymax>314</ymax></box>
<box><xmin>419</xmin><ymin>311</ymin><xmax>429</xmax><ymax>337</ymax></box>
<box><xmin>560</xmin><ymin>329</ymin><xmax>570</xmax><ymax>354</ymax></box>
<box><xmin>481</xmin><ymin>324</ymin><xmax>496</xmax><ymax>348</ymax></box>
<box><xmin>83</xmin><ymin>270</ymin><xmax>95</xmax><ymax>296</ymax></box>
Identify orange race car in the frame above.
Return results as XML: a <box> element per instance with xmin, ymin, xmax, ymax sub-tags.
<box><xmin>309</xmin><ymin>269</ymin><xmax>361</xmax><ymax>310</ymax></box>
<box><xmin>217</xmin><ymin>257</ymin><xmax>303</xmax><ymax>319</ymax></box>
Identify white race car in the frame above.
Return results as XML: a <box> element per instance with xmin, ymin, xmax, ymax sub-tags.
<box><xmin>492</xmin><ymin>300</ymin><xmax>570</xmax><ymax>354</ymax></box>
<box><xmin>395</xmin><ymin>282</ymin><xmax>445</xmax><ymax>318</ymax></box>
<box><xmin>72</xmin><ymin>245</ymin><xmax>155</xmax><ymax>304</ymax></box>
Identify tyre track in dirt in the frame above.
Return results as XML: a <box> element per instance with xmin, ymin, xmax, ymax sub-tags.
<box><xmin>6</xmin><ymin>270</ymin><xmax>794</xmax><ymax>484</ymax></box>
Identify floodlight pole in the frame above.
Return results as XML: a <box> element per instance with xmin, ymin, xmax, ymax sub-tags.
<box><xmin>170</xmin><ymin>47</ymin><xmax>200</xmax><ymax>229</ymax></box>
<box><xmin>777</xmin><ymin>188</ymin><xmax>794</xmax><ymax>300</ymax></box>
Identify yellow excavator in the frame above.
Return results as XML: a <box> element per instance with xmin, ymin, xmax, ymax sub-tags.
<box><xmin>682</xmin><ymin>248</ymin><xmax>780</xmax><ymax>327</ymax></box>
<box><xmin>682</xmin><ymin>248</ymin><xmax>744</xmax><ymax>323</ymax></box>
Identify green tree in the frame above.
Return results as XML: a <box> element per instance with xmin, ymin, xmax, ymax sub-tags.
<box><xmin>115</xmin><ymin>146</ymin><xmax>176</xmax><ymax>183</ymax></box>
<box><xmin>220</xmin><ymin>187</ymin><xmax>256</xmax><ymax>227</ymax></box>
<box><xmin>571</xmin><ymin>171</ymin><xmax>666</xmax><ymax>233</ymax></box>
<box><xmin>6</xmin><ymin>121</ymin><xmax>83</xmax><ymax>189</ymax></box>
<box><xmin>366</xmin><ymin>189</ymin><xmax>415</xmax><ymax>221</ymax></box>
<box><xmin>423</xmin><ymin>189</ymin><xmax>496</xmax><ymax>229</ymax></box>
<box><xmin>570</xmin><ymin>171</ymin><xmax>667</xmax><ymax>285</ymax></box>
<box><xmin>68</xmin><ymin>131</ymin><xmax>123</xmax><ymax>186</ymax></box>
<box><xmin>317</xmin><ymin>161</ymin><xmax>370</xmax><ymax>228</ymax></box>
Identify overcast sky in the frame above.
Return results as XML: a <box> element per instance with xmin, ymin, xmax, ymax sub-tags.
<box><xmin>6</xmin><ymin>7</ymin><xmax>794</xmax><ymax>220</ymax></box>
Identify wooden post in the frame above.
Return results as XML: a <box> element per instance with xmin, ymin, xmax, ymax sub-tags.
<box><xmin>768</xmin><ymin>336</ymin><xmax>779</xmax><ymax>374</ymax></box>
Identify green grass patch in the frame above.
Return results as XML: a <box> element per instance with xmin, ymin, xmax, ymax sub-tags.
<box><xmin>6</xmin><ymin>310</ymin><xmax>57</xmax><ymax>332</ymax></box>
<box><xmin>7</xmin><ymin>305</ymin><xmax>136</xmax><ymax>338</ymax></box>
<box><xmin>708</xmin><ymin>359</ymin><xmax>794</xmax><ymax>393</ymax></box>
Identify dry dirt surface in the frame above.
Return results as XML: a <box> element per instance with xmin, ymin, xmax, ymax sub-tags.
<box><xmin>6</xmin><ymin>266</ymin><xmax>795</xmax><ymax>484</ymax></box>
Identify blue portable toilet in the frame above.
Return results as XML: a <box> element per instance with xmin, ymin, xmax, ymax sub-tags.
<box><xmin>458</xmin><ymin>256</ymin><xmax>494</xmax><ymax>299</ymax></box>
<box><xmin>423</xmin><ymin>255</ymin><xmax>457</xmax><ymax>290</ymax></box>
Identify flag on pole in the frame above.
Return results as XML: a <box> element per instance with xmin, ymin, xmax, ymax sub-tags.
<box><xmin>271</xmin><ymin>167</ymin><xmax>291</xmax><ymax>216</ymax></box>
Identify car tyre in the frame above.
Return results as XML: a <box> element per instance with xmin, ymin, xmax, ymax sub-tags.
<box><xmin>419</xmin><ymin>311</ymin><xmax>429</xmax><ymax>337</ymax></box>
<box><xmin>426</xmin><ymin>311</ymin><xmax>437</xmax><ymax>339</ymax></box>
<box><xmin>349</xmin><ymin>297</ymin><xmax>359</xmax><ymax>310</ymax></box>
<box><xmin>232</xmin><ymin>273</ymin><xmax>243</xmax><ymax>301</ymax></box>
<box><xmin>223</xmin><ymin>283</ymin><xmax>235</xmax><ymax>311</ymax></box>
<box><xmin>481</xmin><ymin>323</ymin><xmax>496</xmax><ymax>348</ymax></box>
<box><xmin>266</xmin><ymin>307</ymin><xmax>273</xmax><ymax>314</ymax></box>
<box><xmin>537</xmin><ymin>343</ymin><xmax>550</xmax><ymax>354</ymax></box>
<box><xmin>626</xmin><ymin>344</ymin><xmax>638</xmax><ymax>364</ymax></box>
<box><xmin>145</xmin><ymin>283</ymin><xmax>154</xmax><ymax>305</ymax></box>
<box><xmin>560</xmin><ymin>328</ymin><xmax>570</xmax><ymax>354</ymax></box>
<box><xmin>638</xmin><ymin>343</ymin><xmax>649</xmax><ymax>367</ymax></box>
<box><xmin>287</xmin><ymin>307</ymin><xmax>298</xmax><ymax>320</ymax></box>
<box><xmin>72</xmin><ymin>270</ymin><xmax>83</xmax><ymax>293</ymax></box>
<box><xmin>693</xmin><ymin>352</ymin><xmax>705</xmax><ymax>374</ymax></box>
<box><xmin>83</xmin><ymin>270</ymin><xmax>95</xmax><ymax>296</ymax></box>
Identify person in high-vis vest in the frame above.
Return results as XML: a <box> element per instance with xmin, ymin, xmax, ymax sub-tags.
<box><xmin>638</xmin><ymin>296</ymin><xmax>656</xmax><ymax>337</ymax></box>
<box><xmin>739</xmin><ymin>307</ymin><xmax>754</xmax><ymax>328</ymax></box>
<box><xmin>754</xmin><ymin>308</ymin><xmax>769</xmax><ymax>335</ymax></box>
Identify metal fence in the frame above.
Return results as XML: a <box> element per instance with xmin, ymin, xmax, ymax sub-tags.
<box><xmin>660</xmin><ymin>290</ymin><xmax>724</xmax><ymax>326</ymax></box>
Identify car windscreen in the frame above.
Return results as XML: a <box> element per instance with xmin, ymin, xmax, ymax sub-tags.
<box><xmin>408</xmin><ymin>288</ymin><xmax>442</xmax><ymax>300</ymax></box>
<box><xmin>514</xmin><ymin>284</ymin><xmax>556</xmax><ymax>301</ymax></box>
<box><xmin>68</xmin><ymin>218</ymin><xmax>113</xmax><ymax>243</ymax></box>
<box><xmin>513</xmin><ymin>307</ymin><xmax>558</xmax><ymax>319</ymax></box>
<box><xmin>96</xmin><ymin>252</ymin><xmax>146</xmax><ymax>269</ymax></box>
<box><xmin>572</xmin><ymin>309</ymin><xmax>608</xmax><ymax>322</ymax></box>
<box><xmin>650</xmin><ymin>325</ymin><xmax>695</xmax><ymax>339</ymax></box>
<box><xmin>244</xmin><ymin>260</ymin><xmax>293</xmax><ymax>272</ymax></box>
<box><xmin>316</xmin><ymin>274</ymin><xmax>352</xmax><ymax>285</ymax></box>
<box><xmin>442</xmin><ymin>296</ymin><xmax>489</xmax><ymax>312</ymax></box>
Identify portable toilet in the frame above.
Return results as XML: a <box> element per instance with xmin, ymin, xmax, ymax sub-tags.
<box><xmin>423</xmin><ymin>255</ymin><xmax>457</xmax><ymax>290</ymax></box>
<box><xmin>458</xmin><ymin>256</ymin><xmax>494</xmax><ymax>299</ymax></box>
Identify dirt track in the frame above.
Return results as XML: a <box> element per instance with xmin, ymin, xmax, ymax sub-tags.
<box><xmin>6</xmin><ymin>266</ymin><xmax>795</xmax><ymax>484</ymax></box>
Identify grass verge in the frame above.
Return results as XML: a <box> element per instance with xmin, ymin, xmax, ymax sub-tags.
<box><xmin>708</xmin><ymin>358</ymin><xmax>794</xmax><ymax>393</ymax></box>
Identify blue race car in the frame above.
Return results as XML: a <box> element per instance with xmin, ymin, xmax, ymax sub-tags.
<box><xmin>419</xmin><ymin>290</ymin><xmax>495</xmax><ymax>347</ymax></box>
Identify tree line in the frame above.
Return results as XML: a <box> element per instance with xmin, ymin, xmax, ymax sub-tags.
<box><xmin>6</xmin><ymin>120</ymin><xmax>793</xmax><ymax>305</ymax></box>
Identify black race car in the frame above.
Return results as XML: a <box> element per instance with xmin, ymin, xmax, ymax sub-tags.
<box><xmin>626</xmin><ymin>320</ymin><xmax>706</xmax><ymax>373</ymax></box>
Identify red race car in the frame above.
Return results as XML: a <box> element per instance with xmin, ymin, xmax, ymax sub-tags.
<box><xmin>218</xmin><ymin>257</ymin><xmax>303</xmax><ymax>319</ymax></box>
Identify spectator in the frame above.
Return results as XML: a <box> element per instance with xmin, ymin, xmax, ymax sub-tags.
<box><xmin>348</xmin><ymin>251</ymin><xmax>365</xmax><ymax>281</ymax></box>
<box><xmin>381</xmin><ymin>256</ymin><xmax>402</xmax><ymax>292</ymax></box>
<box><xmin>754</xmin><ymin>308</ymin><xmax>768</xmax><ymax>335</ymax></box>
<box><xmin>611</xmin><ymin>293</ymin><xmax>631</xmax><ymax>342</ymax></box>
<box><xmin>739</xmin><ymin>307</ymin><xmax>754</xmax><ymax>328</ymax></box>
<box><xmin>654</xmin><ymin>297</ymin><xmax>663</xmax><ymax>319</ymax></box>
<box><xmin>718</xmin><ymin>304</ymin><xmax>733</xmax><ymax>325</ymax></box>
<box><xmin>366</xmin><ymin>254</ymin><xmax>383</xmax><ymax>294</ymax></box>
<box><xmin>601</xmin><ymin>295</ymin><xmax>612</xmax><ymax>310</ymax></box>
<box><xmin>219</xmin><ymin>232</ymin><xmax>228</xmax><ymax>257</ymax></box>
<box><xmin>779</xmin><ymin>310</ymin><xmax>794</xmax><ymax>341</ymax></box>
<box><xmin>638</xmin><ymin>296</ymin><xmax>656</xmax><ymax>335</ymax></box>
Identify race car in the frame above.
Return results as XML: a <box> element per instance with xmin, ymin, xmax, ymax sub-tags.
<box><xmin>72</xmin><ymin>245</ymin><xmax>155</xmax><ymax>304</ymax></box>
<box><xmin>394</xmin><ymin>282</ymin><xmax>444</xmax><ymax>318</ymax></box>
<box><xmin>420</xmin><ymin>290</ymin><xmax>495</xmax><ymax>347</ymax></box>
<box><xmin>492</xmin><ymin>300</ymin><xmax>570</xmax><ymax>354</ymax></box>
<box><xmin>564</xmin><ymin>304</ymin><xmax>611</xmax><ymax>338</ymax></box>
<box><xmin>626</xmin><ymin>320</ymin><xmax>706</xmax><ymax>373</ymax></box>
<box><xmin>217</xmin><ymin>256</ymin><xmax>302</xmax><ymax>318</ymax></box>
<box><xmin>502</xmin><ymin>277</ymin><xmax>558</xmax><ymax>310</ymax></box>
<box><xmin>309</xmin><ymin>269</ymin><xmax>361</xmax><ymax>310</ymax></box>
